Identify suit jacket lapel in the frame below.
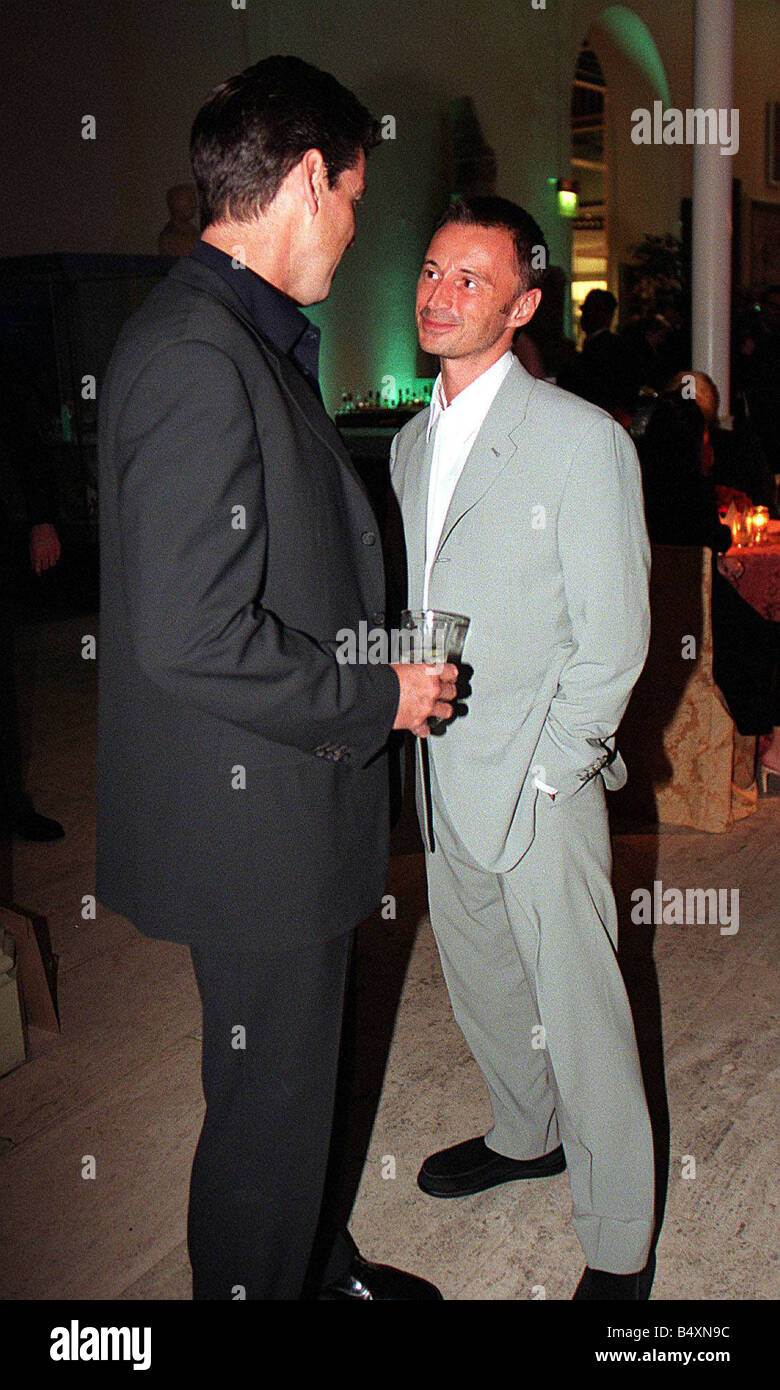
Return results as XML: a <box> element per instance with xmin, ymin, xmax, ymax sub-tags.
<box><xmin>168</xmin><ymin>259</ymin><xmax>370</xmax><ymax>501</ymax></box>
<box><xmin>433</xmin><ymin>359</ymin><xmax>536</xmax><ymax>565</ymax></box>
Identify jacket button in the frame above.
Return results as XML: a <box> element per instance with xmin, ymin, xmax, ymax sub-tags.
<box><xmin>361</xmin><ymin>530</ymin><xmax>376</xmax><ymax>545</ymax></box>
<box><xmin>373</xmin><ymin>611</ymin><xmax>385</xmax><ymax>626</ymax></box>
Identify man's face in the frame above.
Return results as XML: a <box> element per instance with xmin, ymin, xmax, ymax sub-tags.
<box><xmin>415</xmin><ymin>222</ymin><xmax>538</xmax><ymax>362</ymax></box>
<box><xmin>301</xmin><ymin>150</ymin><xmax>365</xmax><ymax>304</ymax></box>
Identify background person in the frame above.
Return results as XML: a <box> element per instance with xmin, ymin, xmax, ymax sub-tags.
<box><xmin>557</xmin><ymin>287</ymin><xmax>642</xmax><ymax>423</ymax></box>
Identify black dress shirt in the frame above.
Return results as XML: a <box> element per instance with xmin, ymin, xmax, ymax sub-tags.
<box><xmin>189</xmin><ymin>239</ymin><xmax>322</xmax><ymax>398</ymax></box>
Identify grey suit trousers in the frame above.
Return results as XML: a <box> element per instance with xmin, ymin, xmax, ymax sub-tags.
<box><xmin>424</xmin><ymin>759</ymin><xmax>655</xmax><ymax>1274</ymax></box>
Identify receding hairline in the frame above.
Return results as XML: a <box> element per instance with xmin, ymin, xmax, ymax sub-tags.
<box><xmin>425</xmin><ymin>222</ymin><xmax>530</xmax><ymax>291</ymax></box>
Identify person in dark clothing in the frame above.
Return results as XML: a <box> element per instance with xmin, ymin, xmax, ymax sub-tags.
<box><xmin>558</xmin><ymin>289</ymin><xmax>641</xmax><ymax>422</ymax></box>
<box><xmin>637</xmin><ymin>389</ymin><xmax>730</xmax><ymax>550</ymax></box>
<box><xmin>638</xmin><ymin>380</ymin><xmax>778</xmax><ymax>746</ymax></box>
<box><xmin>619</xmin><ymin>312</ymin><xmax>685</xmax><ymax>396</ymax></box>
<box><xmin>96</xmin><ymin>55</ymin><xmax>454</xmax><ymax>1302</ymax></box>
<box><xmin>667</xmin><ymin>370</ymin><xmax>777</xmax><ymax>516</ymax></box>
<box><xmin>0</xmin><ymin>362</ymin><xmax>65</xmax><ymax>845</ymax></box>
<box><xmin>711</xmin><ymin>569</ymin><xmax>779</xmax><ymax>743</ymax></box>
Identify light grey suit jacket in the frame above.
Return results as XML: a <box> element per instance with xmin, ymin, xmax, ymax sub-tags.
<box><xmin>390</xmin><ymin>357</ymin><xmax>650</xmax><ymax>871</ymax></box>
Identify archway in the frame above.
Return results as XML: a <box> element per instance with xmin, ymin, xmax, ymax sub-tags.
<box><xmin>570</xmin><ymin>39</ymin><xmax>609</xmax><ymax>342</ymax></box>
<box><xmin>567</xmin><ymin>5</ymin><xmax>678</xmax><ymax>335</ymax></box>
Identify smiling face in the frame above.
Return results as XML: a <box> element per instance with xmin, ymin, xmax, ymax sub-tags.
<box><xmin>415</xmin><ymin>222</ymin><xmax>540</xmax><ymax>370</ymax></box>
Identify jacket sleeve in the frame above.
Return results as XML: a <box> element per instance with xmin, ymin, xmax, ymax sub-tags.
<box><xmin>532</xmin><ymin>416</ymin><xmax>650</xmax><ymax>800</ymax></box>
<box><xmin>110</xmin><ymin>338</ymin><xmax>399</xmax><ymax>765</ymax></box>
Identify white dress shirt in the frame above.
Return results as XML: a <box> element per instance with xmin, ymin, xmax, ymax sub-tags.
<box><xmin>423</xmin><ymin>351</ymin><xmax>513</xmax><ymax>608</ymax></box>
<box><xmin>422</xmin><ymin>350</ymin><xmax>558</xmax><ymax>798</ymax></box>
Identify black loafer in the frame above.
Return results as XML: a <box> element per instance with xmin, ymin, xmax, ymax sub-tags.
<box><xmin>573</xmin><ymin>1251</ymin><xmax>656</xmax><ymax>1301</ymax></box>
<box><xmin>418</xmin><ymin>1135</ymin><xmax>566</xmax><ymax>1198</ymax></box>
<box><xmin>318</xmin><ymin>1254</ymin><xmax>443</xmax><ymax>1300</ymax></box>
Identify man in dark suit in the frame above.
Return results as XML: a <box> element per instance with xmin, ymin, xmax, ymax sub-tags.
<box><xmin>96</xmin><ymin>55</ymin><xmax>455</xmax><ymax>1301</ymax></box>
<box><xmin>558</xmin><ymin>288</ymin><xmax>641</xmax><ymax>421</ymax></box>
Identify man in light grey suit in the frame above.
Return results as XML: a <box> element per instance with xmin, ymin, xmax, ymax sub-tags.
<box><xmin>390</xmin><ymin>196</ymin><xmax>656</xmax><ymax>1300</ymax></box>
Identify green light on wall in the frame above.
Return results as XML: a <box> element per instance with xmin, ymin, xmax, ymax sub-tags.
<box><xmin>598</xmin><ymin>5</ymin><xmax>672</xmax><ymax>108</ymax></box>
<box><xmin>556</xmin><ymin>180</ymin><xmax>580</xmax><ymax>218</ymax></box>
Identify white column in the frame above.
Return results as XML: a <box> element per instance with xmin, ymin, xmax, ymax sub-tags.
<box><xmin>691</xmin><ymin>0</ymin><xmax>735</xmax><ymax>425</ymax></box>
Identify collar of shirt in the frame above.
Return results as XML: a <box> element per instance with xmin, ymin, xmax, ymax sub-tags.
<box><xmin>426</xmin><ymin>351</ymin><xmax>514</xmax><ymax>445</ymax></box>
<box><xmin>189</xmin><ymin>240</ymin><xmax>321</xmax><ymax>391</ymax></box>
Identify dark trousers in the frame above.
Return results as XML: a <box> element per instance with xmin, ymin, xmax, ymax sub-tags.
<box><xmin>187</xmin><ymin>930</ymin><xmax>357</xmax><ymax>1300</ymax></box>
<box><xmin>712</xmin><ymin>570</ymin><xmax>779</xmax><ymax>734</ymax></box>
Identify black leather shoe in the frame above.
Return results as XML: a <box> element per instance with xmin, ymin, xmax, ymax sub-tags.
<box><xmin>418</xmin><ymin>1136</ymin><xmax>566</xmax><ymax>1198</ymax></box>
<box><xmin>12</xmin><ymin>808</ymin><xmax>65</xmax><ymax>842</ymax></box>
<box><xmin>318</xmin><ymin>1254</ymin><xmax>443</xmax><ymax>1300</ymax></box>
<box><xmin>573</xmin><ymin>1251</ymin><xmax>656</xmax><ymax>1301</ymax></box>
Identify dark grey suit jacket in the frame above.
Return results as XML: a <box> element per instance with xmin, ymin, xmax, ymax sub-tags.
<box><xmin>96</xmin><ymin>258</ymin><xmax>399</xmax><ymax>952</ymax></box>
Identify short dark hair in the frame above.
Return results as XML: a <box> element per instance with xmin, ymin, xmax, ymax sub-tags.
<box><xmin>190</xmin><ymin>55</ymin><xmax>381</xmax><ymax>230</ymax></box>
<box><xmin>432</xmin><ymin>196</ymin><xmax>549</xmax><ymax>293</ymax></box>
<box><xmin>581</xmin><ymin>288</ymin><xmax>616</xmax><ymax>333</ymax></box>
<box><xmin>582</xmin><ymin>288</ymin><xmax>616</xmax><ymax>317</ymax></box>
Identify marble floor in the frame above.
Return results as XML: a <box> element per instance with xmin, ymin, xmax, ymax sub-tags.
<box><xmin>0</xmin><ymin>614</ymin><xmax>777</xmax><ymax>1300</ymax></box>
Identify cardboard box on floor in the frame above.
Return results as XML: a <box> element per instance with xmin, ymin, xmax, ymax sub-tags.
<box><xmin>0</xmin><ymin>906</ymin><xmax>59</xmax><ymax>1076</ymax></box>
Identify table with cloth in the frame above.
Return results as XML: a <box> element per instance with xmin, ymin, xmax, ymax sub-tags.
<box><xmin>716</xmin><ymin>521</ymin><xmax>780</xmax><ymax>623</ymax></box>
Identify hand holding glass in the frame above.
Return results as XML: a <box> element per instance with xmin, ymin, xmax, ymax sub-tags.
<box><xmin>399</xmin><ymin>609</ymin><xmax>470</xmax><ymax>730</ymax></box>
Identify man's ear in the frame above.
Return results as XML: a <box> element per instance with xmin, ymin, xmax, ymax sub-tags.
<box><xmin>298</xmin><ymin>148</ymin><xmax>327</xmax><ymax>217</ymax></box>
<box><xmin>509</xmin><ymin>287</ymin><xmax>542</xmax><ymax>330</ymax></box>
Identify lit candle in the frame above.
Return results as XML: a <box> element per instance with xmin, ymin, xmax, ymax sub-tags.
<box><xmin>750</xmin><ymin>506</ymin><xmax>770</xmax><ymax>545</ymax></box>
